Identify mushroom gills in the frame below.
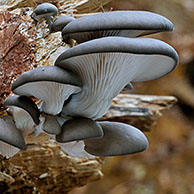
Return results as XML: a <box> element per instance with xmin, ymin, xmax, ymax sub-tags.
<box><xmin>12</xmin><ymin>66</ymin><xmax>83</xmax><ymax>115</ymax></box>
<box><xmin>62</xmin><ymin>10</ymin><xmax>174</xmax><ymax>43</ymax></box>
<box><xmin>60</xmin><ymin>51</ymin><xmax>176</xmax><ymax>119</ymax></box>
<box><xmin>63</xmin><ymin>29</ymin><xmax>144</xmax><ymax>43</ymax></box>
<box><xmin>58</xmin><ymin>140</ymin><xmax>94</xmax><ymax>158</ymax></box>
<box><xmin>5</xmin><ymin>106</ymin><xmax>36</xmax><ymax>138</ymax></box>
<box><xmin>0</xmin><ymin>141</ymin><xmax>20</xmax><ymax>158</ymax></box>
<box><xmin>84</xmin><ymin>121</ymin><xmax>149</xmax><ymax>156</ymax></box>
<box><xmin>4</xmin><ymin>95</ymin><xmax>40</xmax><ymax>125</ymax></box>
<box><xmin>56</xmin><ymin>37</ymin><xmax>178</xmax><ymax>119</ymax></box>
<box><xmin>13</xmin><ymin>82</ymin><xmax>81</xmax><ymax>115</ymax></box>
<box><xmin>56</xmin><ymin>117</ymin><xmax>103</xmax><ymax>143</ymax></box>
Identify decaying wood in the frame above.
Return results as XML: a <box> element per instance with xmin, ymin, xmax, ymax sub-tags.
<box><xmin>0</xmin><ymin>94</ymin><xmax>176</xmax><ymax>193</ymax></box>
<box><xmin>101</xmin><ymin>94</ymin><xmax>177</xmax><ymax>131</ymax></box>
<box><xmin>0</xmin><ymin>137</ymin><xmax>103</xmax><ymax>194</ymax></box>
<box><xmin>0</xmin><ymin>0</ymin><xmax>112</xmax><ymax>13</ymax></box>
<box><xmin>0</xmin><ymin>1</ymin><xmax>178</xmax><ymax>193</ymax></box>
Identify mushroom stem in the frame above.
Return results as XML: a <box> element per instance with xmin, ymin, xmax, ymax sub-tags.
<box><xmin>46</xmin><ymin>16</ymin><xmax>54</xmax><ymax>33</ymax></box>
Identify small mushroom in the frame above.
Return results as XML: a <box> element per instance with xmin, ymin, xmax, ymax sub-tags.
<box><xmin>42</xmin><ymin>114</ymin><xmax>61</xmax><ymax>135</ymax></box>
<box><xmin>12</xmin><ymin>66</ymin><xmax>82</xmax><ymax>115</ymax></box>
<box><xmin>56</xmin><ymin>117</ymin><xmax>103</xmax><ymax>143</ymax></box>
<box><xmin>62</xmin><ymin>11</ymin><xmax>174</xmax><ymax>43</ymax></box>
<box><xmin>0</xmin><ymin>118</ymin><xmax>26</xmax><ymax>150</ymax></box>
<box><xmin>4</xmin><ymin>95</ymin><xmax>40</xmax><ymax>125</ymax></box>
<box><xmin>55</xmin><ymin>37</ymin><xmax>178</xmax><ymax>119</ymax></box>
<box><xmin>31</xmin><ymin>3</ymin><xmax>58</xmax><ymax>32</ymax></box>
<box><xmin>84</xmin><ymin>121</ymin><xmax>149</xmax><ymax>156</ymax></box>
<box><xmin>51</xmin><ymin>15</ymin><xmax>75</xmax><ymax>33</ymax></box>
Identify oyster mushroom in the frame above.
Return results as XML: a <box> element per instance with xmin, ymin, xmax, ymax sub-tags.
<box><xmin>51</xmin><ymin>15</ymin><xmax>75</xmax><ymax>33</ymax></box>
<box><xmin>32</xmin><ymin>3</ymin><xmax>58</xmax><ymax>32</ymax></box>
<box><xmin>12</xmin><ymin>66</ymin><xmax>82</xmax><ymax>115</ymax></box>
<box><xmin>62</xmin><ymin>11</ymin><xmax>174</xmax><ymax>43</ymax></box>
<box><xmin>0</xmin><ymin>118</ymin><xmax>26</xmax><ymax>151</ymax></box>
<box><xmin>56</xmin><ymin>117</ymin><xmax>103</xmax><ymax>143</ymax></box>
<box><xmin>84</xmin><ymin>121</ymin><xmax>148</xmax><ymax>156</ymax></box>
<box><xmin>55</xmin><ymin>37</ymin><xmax>178</xmax><ymax>119</ymax></box>
<box><xmin>4</xmin><ymin>95</ymin><xmax>40</xmax><ymax>125</ymax></box>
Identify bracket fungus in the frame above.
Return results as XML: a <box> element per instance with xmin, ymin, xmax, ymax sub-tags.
<box><xmin>56</xmin><ymin>117</ymin><xmax>103</xmax><ymax>143</ymax></box>
<box><xmin>31</xmin><ymin>3</ymin><xmax>58</xmax><ymax>32</ymax></box>
<box><xmin>84</xmin><ymin>121</ymin><xmax>149</xmax><ymax>156</ymax></box>
<box><xmin>55</xmin><ymin>37</ymin><xmax>178</xmax><ymax>119</ymax></box>
<box><xmin>0</xmin><ymin>8</ymin><xmax>179</xmax><ymax>160</ymax></box>
<box><xmin>62</xmin><ymin>11</ymin><xmax>174</xmax><ymax>43</ymax></box>
<box><xmin>12</xmin><ymin>66</ymin><xmax>82</xmax><ymax>115</ymax></box>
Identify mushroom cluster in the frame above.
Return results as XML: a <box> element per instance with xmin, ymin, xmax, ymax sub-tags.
<box><xmin>0</xmin><ymin>3</ymin><xmax>179</xmax><ymax>158</ymax></box>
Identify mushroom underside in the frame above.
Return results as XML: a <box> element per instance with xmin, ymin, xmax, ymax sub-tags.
<box><xmin>63</xmin><ymin>29</ymin><xmax>144</xmax><ymax>43</ymax></box>
<box><xmin>0</xmin><ymin>118</ymin><xmax>26</xmax><ymax>150</ymax></box>
<box><xmin>13</xmin><ymin>81</ymin><xmax>81</xmax><ymax>115</ymax></box>
<box><xmin>60</xmin><ymin>52</ymin><xmax>175</xmax><ymax>119</ymax></box>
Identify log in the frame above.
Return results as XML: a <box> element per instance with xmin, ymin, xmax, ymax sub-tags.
<box><xmin>0</xmin><ymin>94</ymin><xmax>176</xmax><ymax>193</ymax></box>
<box><xmin>101</xmin><ymin>94</ymin><xmax>177</xmax><ymax>131</ymax></box>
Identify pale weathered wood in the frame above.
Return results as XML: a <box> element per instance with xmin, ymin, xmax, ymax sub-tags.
<box><xmin>101</xmin><ymin>94</ymin><xmax>177</xmax><ymax>131</ymax></box>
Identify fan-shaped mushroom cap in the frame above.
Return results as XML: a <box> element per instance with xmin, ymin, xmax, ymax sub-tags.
<box><xmin>55</xmin><ymin>37</ymin><xmax>178</xmax><ymax>119</ymax></box>
<box><xmin>62</xmin><ymin>11</ymin><xmax>174</xmax><ymax>43</ymax></box>
<box><xmin>42</xmin><ymin>115</ymin><xmax>61</xmax><ymax>135</ymax></box>
<box><xmin>0</xmin><ymin>118</ymin><xmax>26</xmax><ymax>150</ymax></box>
<box><xmin>51</xmin><ymin>15</ymin><xmax>75</xmax><ymax>32</ymax></box>
<box><xmin>4</xmin><ymin>95</ymin><xmax>40</xmax><ymax>125</ymax></box>
<box><xmin>56</xmin><ymin>117</ymin><xmax>103</xmax><ymax>143</ymax></box>
<box><xmin>12</xmin><ymin>66</ymin><xmax>82</xmax><ymax>115</ymax></box>
<box><xmin>32</xmin><ymin>3</ymin><xmax>58</xmax><ymax>22</ymax></box>
<box><xmin>84</xmin><ymin>121</ymin><xmax>148</xmax><ymax>156</ymax></box>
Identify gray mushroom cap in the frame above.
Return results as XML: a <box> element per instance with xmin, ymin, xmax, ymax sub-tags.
<box><xmin>4</xmin><ymin>95</ymin><xmax>40</xmax><ymax>125</ymax></box>
<box><xmin>62</xmin><ymin>11</ymin><xmax>174</xmax><ymax>43</ymax></box>
<box><xmin>55</xmin><ymin>37</ymin><xmax>178</xmax><ymax>119</ymax></box>
<box><xmin>0</xmin><ymin>118</ymin><xmax>26</xmax><ymax>150</ymax></box>
<box><xmin>42</xmin><ymin>115</ymin><xmax>61</xmax><ymax>135</ymax></box>
<box><xmin>12</xmin><ymin>66</ymin><xmax>82</xmax><ymax>115</ymax></box>
<box><xmin>84</xmin><ymin>121</ymin><xmax>149</xmax><ymax>156</ymax></box>
<box><xmin>32</xmin><ymin>3</ymin><xmax>58</xmax><ymax>21</ymax></box>
<box><xmin>51</xmin><ymin>15</ymin><xmax>75</xmax><ymax>32</ymax></box>
<box><xmin>56</xmin><ymin>117</ymin><xmax>103</xmax><ymax>143</ymax></box>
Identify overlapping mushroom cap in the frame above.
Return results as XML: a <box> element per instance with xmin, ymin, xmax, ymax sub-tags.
<box><xmin>51</xmin><ymin>15</ymin><xmax>75</xmax><ymax>33</ymax></box>
<box><xmin>84</xmin><ymin>121</ymin><xmax>149</xmax><ymax>156</ymax></box>
<box><xmin>0</xmin><ymin>8</ymin><xmax>179</xmax><ymax>159</ymax></box>
<box><xmin>4</xmin><ymin>95</ymin><xmax>40</xmax><ymax>125</ymax></box>
<box><xmin>12</xmin><ymin>66</ymin><xmax>82</xmax><ymax>115</ymax></box>
<box><xmin>62</xmin><ymin>11</ymin><xmax>174</xmax><ymax>43</ymax></box>
<box><xmin>55</xmin><ymin>36</ymin><xmax>178</xmax><ymax>119</ymax></box>
<box><xmin>0</xmin><ymin>118</ymin><xmax>26</xmax><ymax>150</ymax></box>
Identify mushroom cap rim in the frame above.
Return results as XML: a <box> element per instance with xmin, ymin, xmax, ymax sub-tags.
<box><xmin>62</xmin><ymin>10</ymin><xmax>174</xmax><ymax>35</ymax></box>
<box><xmin>11</xmin><ymin>66</ymin><xmax>83</xmax><ymax>92</ymax></box>
<box><xmin>55</xmin><ymin>37</ymin><xmax>179</xmax><ymax>67</ymax></box>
